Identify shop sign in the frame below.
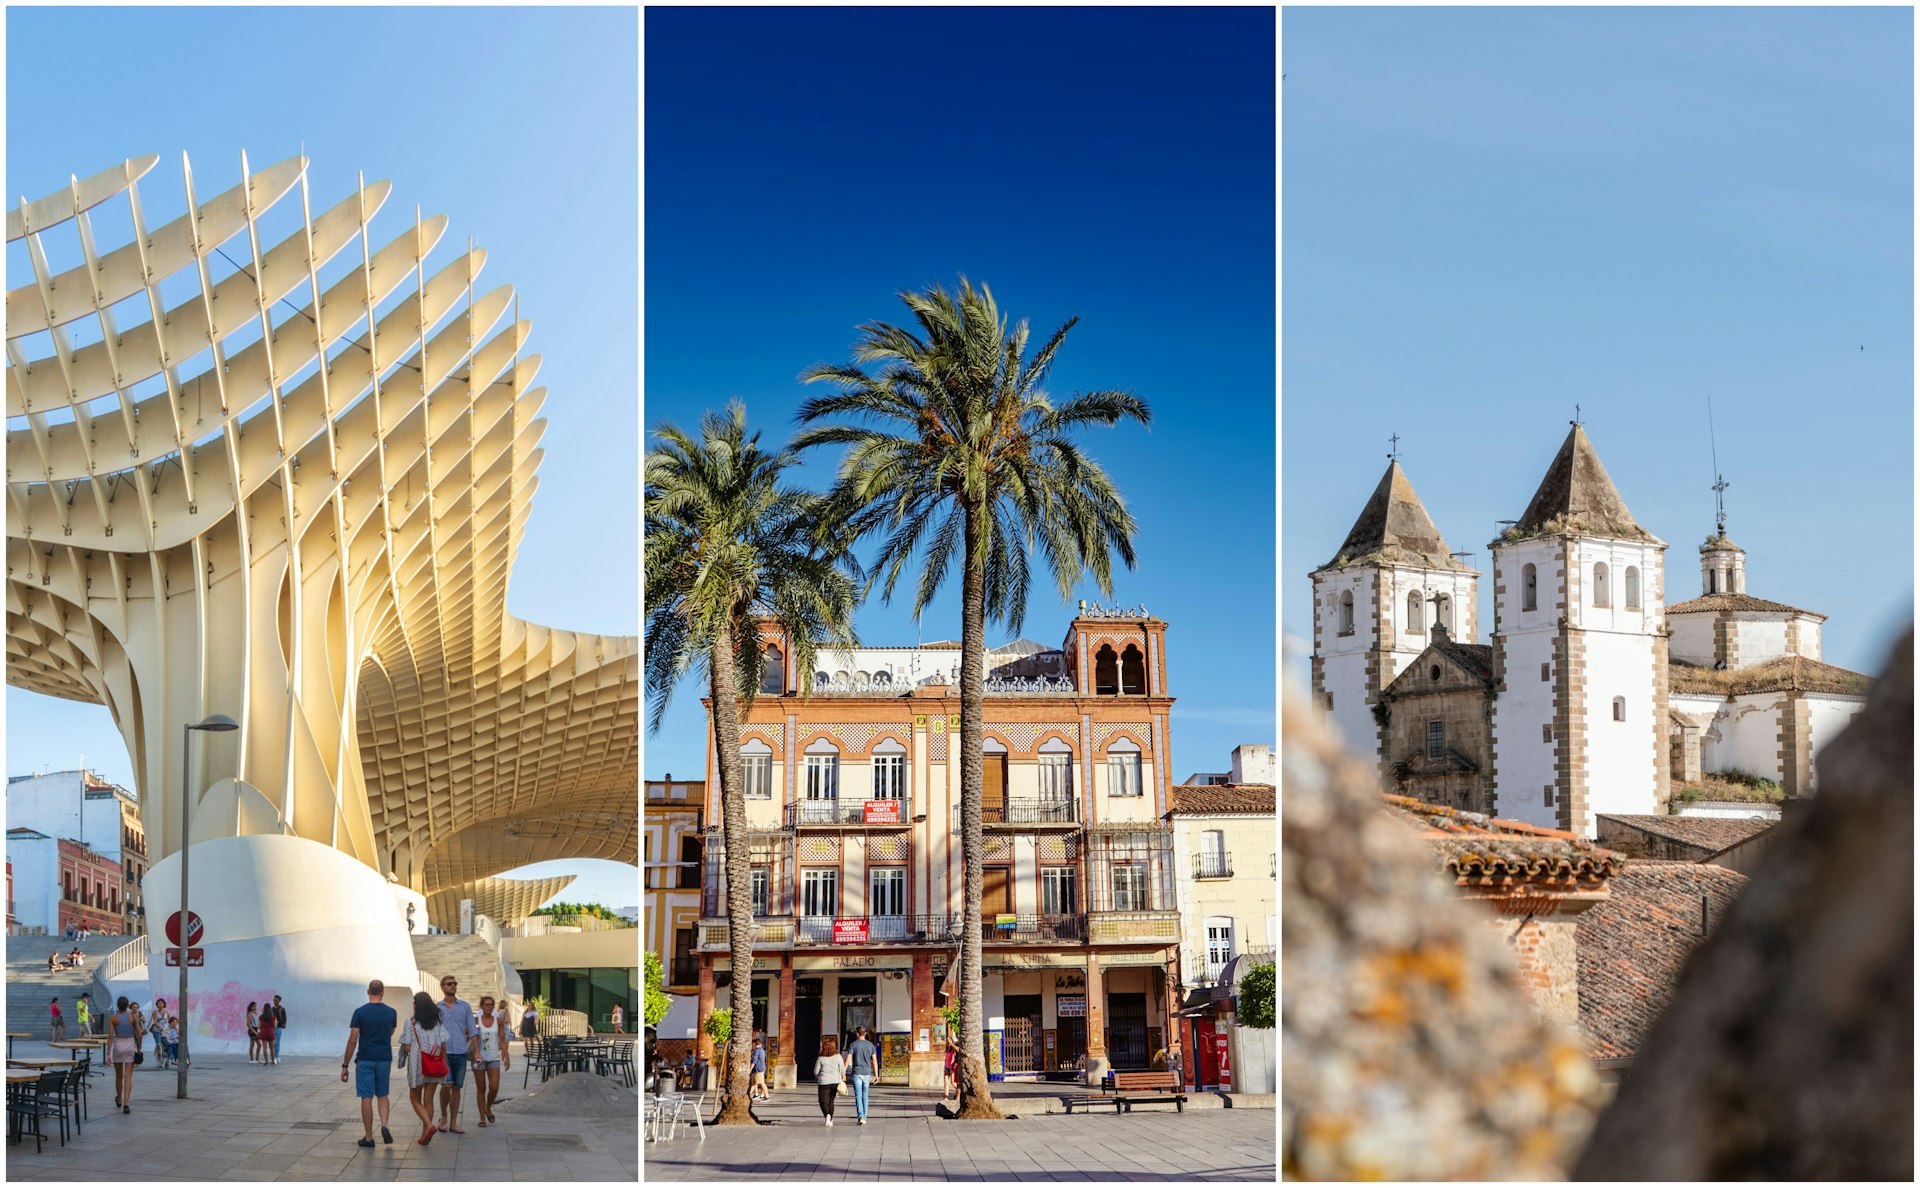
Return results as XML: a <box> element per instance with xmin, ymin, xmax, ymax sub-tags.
<box><xmin>833</xmin><ymin>917</ymin><xmax>869</xmax><ymax>944</ymax></box>
<box><xmin>710</xmin><ymin>956</ymin><xmax>780</xmax><ymax>972</ymax></box>
<box><xmin>1056</xmin><ymin>995</ymin><xmax>1087</xmax><ymax>1018</ymax></box>
<box><xmin>1054</xmin><ymin>973</ymin><xmax>1085</xmax><ymax>990</ymax></box>
<box><xmin>1099</xmin><ymin>950</ymin><xmax>1171</xmax><ymax>966</ymax></box>
<box><xmin>792</xmin><ymin>954</ymin><xmax>913</xmax><ymax>972</ymax></box>
<box><xmin>1215</xmin><ymin>1030</ymin><xmax>1232</xmax><ymax>1089</ymax></box>
<box><xmin>993</xmin><ymin>913</ymin><xmax>1017</xmax><ymax>932</ymax></box>
<box><xmin>984</xmin><ymin>952</ymin><xmax>1083</xmax><ymax>969</ymax></box>
<box><xmin>863</xmin><ymin>800</ymin><xmax>902</xmax><ymax>825</ymax></box>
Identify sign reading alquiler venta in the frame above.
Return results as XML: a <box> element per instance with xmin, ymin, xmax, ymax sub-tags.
<box><xmin>833</xmin><ymin>917</ymin><xmax>869</xmax><ymax>944</ymax></box>
<box><xmin>863</xmin><ymin>799</ymin><xmax>902</xmax><ymax>824</ymax></box>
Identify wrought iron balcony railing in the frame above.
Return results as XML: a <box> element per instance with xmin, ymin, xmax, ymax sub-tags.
<box><xmin>1086</xmin><ymin>908</ymin><xmax>1182</xmax><ymax>944</ymax></box>
<box><xmin>784</xmin><ymin>912</ymin><xmax>1088</xmax><ymax>946</ymax></box>
<box><xmin>789</xmin><ymin>795</ymin><xmax>913</xmax><ymax>827</ymax></box>
<box><xmin>1194</xmin><ymin>853</ymin><xmax>1234</xmax><ymax>880</ymax></box>
<box><xmin>952</xmin><ymin>797</ymin><xmax>1081</xmax><ymax>829</ymax></box>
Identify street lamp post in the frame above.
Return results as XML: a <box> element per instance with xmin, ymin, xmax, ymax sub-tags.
<box><xmin>177</xmin><ymin>714</ymin><xmax>238</xmax><ymax>1100</ymax></box>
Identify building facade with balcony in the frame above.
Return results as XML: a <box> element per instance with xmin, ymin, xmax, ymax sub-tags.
<box><xmin>1168</xmin><ymin>774</ymin><xmax>1275</xmax><ymax>1094</ymax></box>
<box><xmin>696</xmin><ymin>606</ymin><xmax>1183</xmax><ymax>1089</ymax></box>
<box><xmin>6</xmin><ymin>770</ymin><xmax>147</xmax><ymax>934</ymax></box>
<box><xmin>644</xmin><ymin>776</ymin><xmax>705</xmax><ymax>1059</ymax></box>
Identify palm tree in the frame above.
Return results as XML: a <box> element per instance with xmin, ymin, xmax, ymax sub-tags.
<box><xmin>645</xmin><ymin>402</ymin><xmax>857</xmax><ymax>1125</ymax></box>
<box><xmin>795</xmin><ymin>279</ymin><xmax>1148</xmax><ymax>1119</ymax></box>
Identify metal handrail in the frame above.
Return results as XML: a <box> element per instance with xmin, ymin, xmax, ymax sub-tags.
<box><xmin>789</xmin><ymin>795</ymin><xmax>913</xmax><ymax>826</ymax></box>
<box><xmin>1194</xmin><ymin>854</ymin><xmax>1234</xmax><ymax>880</ymax></box>
<box><xmin>953</xmin><ymin>797</ymin><xmax>1080</xmax><ymax>828</ymax></box>
<box><xmin>95</xmin><ymin>937</ymin><xmax>146</xmax><ymax>983</ymax></box>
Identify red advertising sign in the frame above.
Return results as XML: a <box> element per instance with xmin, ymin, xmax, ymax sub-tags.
<box><xmin>832</xmin><ymin>917</ymin><xmax>869</xmax><ymax>944</ymax></box>
<box><xmin>164</xmin><ymin>947</ymin><xmax>205</xmax><ymax>968</ymax></box>
<box><xmin>863</xmin><ymin>799</ymin><xmax>902</xmax><ymax>825</ymax></box>
<box><xmin>165</xmin><ymin>911</ymin><xmax>204</xmax><ymax>947</ymax></box>
<box><xmin>1214</xmin><ymin>1031</ymin><xmax>1231</xmax><ymax>1089</ymax></box>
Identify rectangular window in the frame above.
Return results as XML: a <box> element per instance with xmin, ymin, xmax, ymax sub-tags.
<box><xmin>1107</xmin><ymin>753</ymin><xmax>1142</xmax><ymax>798</ymax></box>
<box><xmin>804</xmin><ymin>755</ymin><xmax>839</xmax><ymax>800</ymax></box>
<box><xmin>1037</xmin><ymin>754</ymin><xmax>1074</xmax><ymax>801</ymax></box>
<box><xmin>1111</xmin><ymin>863</ymin><xmax>1149</xmax><ymax>911</ymax></box>
<box><xmin>1542</xmin><ymin>724</ymin><xmax>1553</xmax><ymax>743</ymax></box>
<box><xmin>1540</xmin><ymin>662</ymin><xmax>1550</xmax><ymax>682</ymax></box>
<box><xmin>801</xmin><ymin>868</ymin><xmax>838</xmax><ymax>917</ymax></box>
<box><xmin>869</xmin><ymin>867</ymin><xmax>906</xmax><ymax>918</ymax></box>
<box><xmin>1544</xmin><ymin>784</ymin><xmax>1555</xmax><ymax>807</ymax></box>
<box><xmin>750</xmin><ymin>865</ymin><xmax>770</xmax><ymax>916</ymax></box>
<box><xmin>1042</xmin><ymin>866</ymin><xmax>1079</xmax><ymax>917</ymax></box>
<box><xmin>872</xmin><ymin>754</ymin><xmax>907</xmax><ymax>799</ymax></box>
<box><xmin>1205</xmin><ymin>918</ymin><xmax>1234</xmax><ymax>974</ymax></box>
<box><xmin>743</xmin><ymin>753</ymin><xmax>772</xmax><ymax>799</ymax></box>
<box><xmin>1427</xmin><ymin>721</ymin><xmax>1445</xmax><ymax>759</ymax></box>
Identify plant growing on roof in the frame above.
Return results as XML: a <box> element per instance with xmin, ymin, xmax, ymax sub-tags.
<box><xmin>646</xmin><ymin>402</ymin><xmax>860</xmax><ymax>1125</ymax></box>
<box><xmin>796</xmin><ymin>279</ymin><xmax>1149</xmax><ymax>1121</ymax></box>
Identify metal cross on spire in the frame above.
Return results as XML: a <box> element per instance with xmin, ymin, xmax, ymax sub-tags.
<box><xmin>1708</xmin><ymin>394</ymin><xmax>1729</xmax><ymax>536</ymax></box>
<box><xmin>1572</xmin><ymin>403</ymin><xmax>1582</xmax><ymax>426</ymax></box>
<box><xmin>1388</xmin><ymin>433</ymin><xmax>1400</xmax><ymax>461</ymax></box>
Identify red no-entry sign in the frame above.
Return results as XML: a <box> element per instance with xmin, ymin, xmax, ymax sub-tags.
<box><xmin>165</xmin><ymin>911</ymin><xmax>204</xmax><ymax>948</ymax></box>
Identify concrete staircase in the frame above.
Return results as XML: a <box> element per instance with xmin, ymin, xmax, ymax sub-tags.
<box><xmin>7</xmin><ymin>936</ymin><xmax>141</xmax><ymax>1040</ymax></box>
<box><xmin>409</xmin><ymin>934</ymin><xmax>511</xmax><ymax>1011</ymax></box>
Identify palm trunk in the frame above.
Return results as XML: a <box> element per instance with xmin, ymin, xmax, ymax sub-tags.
<box><xmin>953</xmin><ymin>503</ymin><xmax>1004</xmax><ymax>1120</ymax></box>
<box><xmin>711</xmin><ymin>618</ymin><xmax>758</xmax><ymax>1125</ymax></box>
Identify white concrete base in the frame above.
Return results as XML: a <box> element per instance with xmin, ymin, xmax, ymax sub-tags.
<box><xmin>142</xmin><ymin>835</ymin><xmax>421</xmax><ymax>1056</ymax></box>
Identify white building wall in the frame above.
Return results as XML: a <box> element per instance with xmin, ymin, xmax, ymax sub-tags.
<box><xmin>879</xmin><ymin>971</ymin><xmax>912</xmax><ymax>1033</ymax></box>
<box><xmin>1730</xmin><ymin>617</ymin><xmax>1791</xmax><ymax>665</ymax></box>
<box><xmin>1012</xmin><ymin>837</ymin><xmax>1038</xmax><ymax>917</ymax></box>
<box><xmin>1807</xmin><ymin>695</ymin><xmax>1868</xmax><ymax>792</ymax></box>
<box><xmin>1796</xmin><ymin>616</ymin><xmax>1823</xmax><ymax>660</ymax></box>
<box><xmin>1313</xmin><ymin>567</ymin><xmax>1380</xmax><ymax>754</ymax></box>
<box><xmin>1579</xmin><ymin>632</ymin><xmax>1663</xmax><ymax>834</ymax></box>
<box><xmin>8</xmin><ymin>772</ymin><xmax>127</xmax><ymax>860</ymax></box>
<box><xmin>8</xmin><ymin>836</ymin><xmax>59</xmax><ymax>934</ymax></box>
<box><xmin>1667</xmin><ymin>615</ymin><xmax>1716</xmax><ymax>666</ymax></box>
<box><xmin>1721</xmin><ymin>694</ymin><xmax>1787</xmax><ymax>782</ymax></box>
<box><xmin>1490</xmin><ymin>537</ymin><xmax>1566</xmax><ymax>828</ymax></box>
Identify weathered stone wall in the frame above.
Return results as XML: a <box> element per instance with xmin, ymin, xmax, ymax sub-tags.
<box><xmin>1494</xmin><ymin>913</ymin><xmax>1581</xmax><ymax>1027</ymax></box>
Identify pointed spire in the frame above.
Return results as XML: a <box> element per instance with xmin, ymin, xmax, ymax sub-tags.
<box><xmin>1321</xmin><ymin>460</ymin><xmax>1472</xmax><ymax>572</ymax></box>
<box><xmin>1510</xmin><ymin>424</ymin><xmax>1655</xmax><ymax>542</ymax></box>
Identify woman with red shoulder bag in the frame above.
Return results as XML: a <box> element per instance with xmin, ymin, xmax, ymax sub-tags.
<box><xmin>397</xmin><ymin>992</ymin><xmax>449</xmax><ymax>1144</ymax></box>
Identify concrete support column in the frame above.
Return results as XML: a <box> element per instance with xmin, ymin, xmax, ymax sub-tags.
<box><xmin>1084</xmin><ymin>951</ymin><xmax>1109</xmax><ymax>1085</ymax></box>
<box><xmin>696</xmin><ymin>960</ymin><xmax>716</xmax><ymax>1063</ymax></box>
<box><xmin>910</xmin><ymin>950</ymin><xmax>940</xmax><ymax>1088</ymax></box>
<box><xmin>775</xmin><ymin>958</ymin><xmax>797</xmax><ymax>1089</ymax></box>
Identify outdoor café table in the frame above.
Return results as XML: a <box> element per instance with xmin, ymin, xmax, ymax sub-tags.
<box><xmin>6</xmin><ymin>1070</ymin><xmax>39</xmax><ymax>1144</ymax></box>
<box><xmin>6</xmin><ymin>1059</ymin><xmax>80</xmax><ymax>1068</ymax></box>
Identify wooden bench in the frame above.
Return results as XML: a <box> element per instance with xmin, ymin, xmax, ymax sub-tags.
<box><xmin>1103</xmin><ymin>1070</ymin><xmax>1187</xmax><ymax>1113</ymax></box>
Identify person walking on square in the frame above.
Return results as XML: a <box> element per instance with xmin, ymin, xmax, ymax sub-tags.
<box><xmin>49</xmin><ymin>996</ymin><xmax>65</xmax><ymax>1042</ymax></box>
<box><xmin>845</xmin><ymin>1025</ymin><xmax>878</xmax><ymax>1125</ymax></box>
<box><xmin>520</xmin><ymin>1000</ymin><xmax>538</xmax><ymax>1041</ymax></box>
<box><xmin>749</xmin><ymin>1035</ymin><xmax>769</xmax><ymax>1101</ymax></box>
<box><xmin>434</xmin><ymin>975</ymin><xmax>479</xmax><ymax>1134</ymax></box>
<box><xmin>472</xmin><ymin>996</ymin><xmax>511</xmax><ymax>1126</ymax></box>
<box><xmin>247</xmin><ymin>1001</ymin><xmax>261</xmax><ymax>1063</ymax></box>
<box><xmin>813</xmin><ymin>1035</ymin><xmax>843</xmax><ymax>1127</ymax></box>
<box><xmin>148</xmin><ymin>1006</ymin><xmax>169</xmax><ymax>1069</ymax></box>
<box><xmin>398</xmin><ymin>992</ymin><xmax>448</xmax><ymax>1146</ymax></box>
<box><xmin>76</xmin><ymin>992</ymin><xmax>92</xmax><ymax>1039</ymax></box>
<box><xmin>107</xmin><ymin>996</ymin><xmax>142</xmax><ymax>1112</ymax></box>
<box><xmin>341</xmin><ymin>979</ymin><xmax>399</xmax><ymax>1149</ymax></box>
<box><xmin>272</xmin><ymin>995</ymin><xmax>287</xmax><ymax>1062</ymax></box>
<box><xmin>943</xmin><ymin>1039</ymin><xmax>958</xmax><ymax>1101</ymax></box>
<box><xmin>257</xmin><ymin>996</ymin><xmax>278</xmax><ymax>1066</ymax></box>
<box><xmin>611</xmin><ymin>1002</ymin><xmax>625</xmax><ymax>1035</ymax></box>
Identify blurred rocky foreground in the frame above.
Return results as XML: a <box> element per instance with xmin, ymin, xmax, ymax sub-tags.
<box><xmin>1282</xmin><ymin>631</ymin><xmax>1914</xmax><ymax>1181</ymax></box>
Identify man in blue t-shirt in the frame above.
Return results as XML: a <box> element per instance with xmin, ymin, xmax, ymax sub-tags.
<box><xmin>845</xmin><ymin>1026</ymin><xmax>879</xmax><ymax>1124</ymax></box>
<box><xmin>341</xmin><ymin>980</ymin><xmax>399</xmax><ymax>1148</ymax></box>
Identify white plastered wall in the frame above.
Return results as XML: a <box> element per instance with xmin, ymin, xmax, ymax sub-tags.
<box><xmin>1490</xmin><ymin>537</ymin><xmax>1565</xmax><ymax>828</ymax></box>
<box><xmin>1807</xmin><ymin>695</ymin><xmax>1867</xmax><ymax>791</ymax></box>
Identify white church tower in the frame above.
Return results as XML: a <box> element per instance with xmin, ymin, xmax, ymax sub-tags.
<box><xmin>1489</xmin><ymin>425</ymin><xmax>1668</xmax><ymax>837</ymax></box>
<box><xmin>1311</xmin><ymin>459</ymin><xmax>1480</xmax><ymax>764</ymax></box>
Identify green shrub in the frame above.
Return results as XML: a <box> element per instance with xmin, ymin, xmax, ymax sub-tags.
<box><xmin>643</xmin><ymin>951</ymin><xmax>672</xmax><ymax>1028</ymax></box>
<box><xmin>704</xmin><ymin>1007</ymin><xmax>733</xmax><ymax>1051</ymax></box>
<box><xmin>1238</xmin><ymin>962</ymin><xmax>1276</xmax><ymax>1030</ymax></box>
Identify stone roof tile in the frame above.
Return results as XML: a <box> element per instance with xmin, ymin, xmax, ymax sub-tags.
<box><xmin>1321</xmin><ymin>460</ymin><xmax>1475</xmax><ymax>573</ymax></box>
<box><xmin>1170</xmin><ymin>784</ymin><xmax>1275</xmax><ymax>815</ymax></box>
<box><xmin>1666</xmin><ymin>592</ymin><xmax>1822</xmax><ymax>618</ymax></box>
<box><xmin>1595</xmin><ymin>814</ymin><xmax>1773</xmax><ymax>855</ymax></box>
<box><xmin>1669</xmin><ymin>655</ymin><xmax>1871</xmax><ymax>697</ymax></box>
<box><xmin>1508</xmin><ymin>425</ymin><xmax>1657</xmax><ymax>543</ymax></box>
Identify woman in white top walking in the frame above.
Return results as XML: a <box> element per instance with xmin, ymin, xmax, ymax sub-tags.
<box><xmin>812</xmin><ymin>1035</ymin><xmax>843</xmax><ymax>1126</ymax></box>
<box><xmin>472</xmin><ymin>995</ymin><xmax>512</xmax><ymax>1126</ymax></box>
<box><xmin>397</xmin><ymin>992</ymin><xmax>449</xmax><ymax>1145</ymax></box>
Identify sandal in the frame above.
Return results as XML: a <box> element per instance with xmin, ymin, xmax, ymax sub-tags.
<box><xmin>418</xmin><ymin>1125</ymin><xmax>436</xmax><ymax>1146</ymax></box>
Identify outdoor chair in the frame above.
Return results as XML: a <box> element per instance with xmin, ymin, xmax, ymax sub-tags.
<box><xmin>16</xmin><ymin>1070</ymin><xmax>71</xmax><ymax>1150</ymax></box>
<box><xmin>645</xmin><ymin>1091</ymin><xmax>681</xmax><ymax>1142</ymax></box>
<box><xmin>600</xmin><ymin>1041</ymin><xmax>635</xmax><ymax>1088</ymax></box>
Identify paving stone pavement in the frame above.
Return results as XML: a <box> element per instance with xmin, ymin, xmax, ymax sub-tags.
<box><xmin>644</xmin><ymin>1080</ymin><xmax>1276</xmax><ymax>1181</ymax></box>
<box><xmin>3</xmin><ymin>1038</ymin><xmax>637</xmax><ymax>1182</ymax></box>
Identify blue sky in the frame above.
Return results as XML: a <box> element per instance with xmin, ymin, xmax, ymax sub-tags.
<box><xmin>645</xmin><ymin>6</ymin><xmax>1278</xmax><ymax>781</ymax></box>
<box><xmin>5</xmin><ymin>6</ymin><xmax>638</xmax><ymax>910</ymax></box>
<box><xmin>1283</xmin><ymin>6</ymin><xmax>1913</xmax><ymax>679</ymax></box>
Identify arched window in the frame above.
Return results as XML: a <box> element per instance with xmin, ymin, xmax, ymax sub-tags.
<box><xmin>1593</xmin><ymin>563</ymin><xmax>1610</xmax><ymax>608</ymax></box>
<box><xmin>1339</xmin><ymin>591</ymin><xmax>1354</xmax><ymax>634</ymax></box>
<box><xmin>1708</xmin><ymin>568</ymin><xmax>1719</xmax><ymax>594</ymax></box>
<box><xmin>1406</xmin><ymin>591</ymin><xmax>1424</xmax><ymax>633</ymax></box>
<box><xmin>1522</xmin><ymin>563</ymin><xmax>1537</xmax><ymax>611</ymax></box>
<box><xmin>1120</xmin><ymin>645</ymin><xmax>1146</xmax><ymax>694</ymax></box>
<box><xmin>1612</xmin><ymin>696</ymin><xmax>1626</xmax><ymax>722</ymax></box>
<box><xmin>1094</xmin><ymin>645</ymin><xmax>1119</xmax><ymax>694</ymax></box>
<box><xmin>1435</xmin><ymin>593</ymin><xmax>1453</xmax><ymax>633</ymax></box>
<box><xmin>1625</xmin><ymin>567</ymin><xmax>1641</xmax><ymax>610</ymax></box>
<box><xmin>760</xmin><ymin>645</ymin><xmax>785</xmax><ymax>694</ymax></box>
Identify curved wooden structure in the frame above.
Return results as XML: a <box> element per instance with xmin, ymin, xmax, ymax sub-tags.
<box><xmin>6</xmin><ymin>152</ymin><xmax>637</xmax><ymax>898</ymax></box>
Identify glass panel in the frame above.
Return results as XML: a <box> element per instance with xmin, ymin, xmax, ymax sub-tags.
<box><xmin>805</xmin><ymin>756</ymin><xmax>838</xmax><ymax>799</ymax></box>
<box><xmin>743</xmin><ymin>754</ymin><xmax>772</xmax><ymax>799</ymax></box>
<box><xmin>872</xmin><ymin>754</ymin><xmax>906</xmax><ymax>799</ymax></box>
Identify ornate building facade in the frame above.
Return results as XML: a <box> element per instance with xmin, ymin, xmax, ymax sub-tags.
<box><xmin>698</xmin><ymin>606</ymin><xmax>1182</xmax><ymax>1088</ymax></box>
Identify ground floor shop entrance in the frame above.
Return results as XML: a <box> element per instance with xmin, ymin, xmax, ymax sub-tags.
<box><xmin>1002</xmin><ymin>994</ymin><xmax>1042</xmax><ymax>1073</ymax></box>
<box><xmin>1107</xmin><ymin>992</ymin><xmax>1148</xmax><ymax>1069</ymax></box>
<box><xmin>794</xmin><ymin>978</ymin><xmax>822</xmax><ymax>1081</ymax></box>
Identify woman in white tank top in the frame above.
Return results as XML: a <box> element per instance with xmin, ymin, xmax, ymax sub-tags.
<box><xmin>473</xmin><ymin>996</ymin><xmax>511</xmax><ymax>1126</ymax></box>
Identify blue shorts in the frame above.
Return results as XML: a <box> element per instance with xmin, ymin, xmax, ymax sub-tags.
<box><xmin>445</xmin><ymin>1053</ymin><xmax>469</xmax><ymax>1089</ymax></box>
<box><xmin>355</xmin><ymin>1060</ymin><xmax>391</xmax><ymax>1099</ymax></box>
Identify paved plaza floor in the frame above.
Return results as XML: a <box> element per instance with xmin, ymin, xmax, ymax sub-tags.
<box><xmin>644</xmin><ymin>1080</ymin><xmax>1276</xmax><ymax>1181</ymax></box>
<box><xmin>4</xmin><ymin>1038</ymin><xmax>637</xmax><ymax>1182</ymax></box>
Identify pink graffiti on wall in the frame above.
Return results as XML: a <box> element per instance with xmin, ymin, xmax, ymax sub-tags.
<box><xmin>182</xmin><ymin>980</ymin><xmax>279</xmax><ymax>1041</ymax></box>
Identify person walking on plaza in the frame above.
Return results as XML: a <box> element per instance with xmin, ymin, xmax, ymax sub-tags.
<box><xmin>257</xmin><ymin>997</ymin><xmax>278</xmax><ymax>1066</ymax></box>
<box><xmin>247</xmin><ymin>1001</ymin><xmax>261</xmax><ymax>1063</ymax></box>
<box><xmin>611</xmin><ymin>1002</ymin><xmax>625</xmax><ymax>1035</ymax></box>
<box><xmin>398</xmin><ymin>992</ymin><xmax>448</xmax><ymax>1146</ymax></box>
<box><xmin>341</xmin><ymin>979</ymin><xmax>398</xmax><ymax>1149</ymax></box>
<box><xmin>813</xmin><ymin>1036</ymin><xmax>843</xmax><ymax>1127</ymax></box>
<box><xmin>49</xmin><ymin>996</ymin><xmax>65</xmax><ymax>1041</ymax></box>
<box><xmin>76</xmin><ymin>992</ymin><xmax>92</xmax><ymax>1038</ymax></box>
<box><xmin>107</xmin><ymin>996</ymin><xmax>142</xmax><ymax>1112</ymax></box>
<box><xmin>272</xmin><ymin>995</ymin><xmax>288</xmax><ymax>1062</ymax></box>
<box><xmin>749</xmin><ymin>1035</ymin><xmax>769</xmax><ymax>1101</ymax></box>
<box><xmin>434</xmin><ymin>975</ymin><xmax>479</xmax><ymax>1135</ymax></box>
<box><xmin>148</xmin><ymin>1005</ymin><xmax>169</xmax><ymax>1069</ymax></box>
<box><xmin>943</xmin><ymin>1039</ymin><xmax>958</xmax><ymax>1101</ymax></box>
<box><xmin>520</xmin><ymin>1000</ymin><xmax>538</xmax><ymax>1041</ymax></box>
<box><xmin>473</xmin><ymin>996</ymin><xmax>511</xmax><ymax>1126</ymax></box>
<box><xmin>845</xmin><ymin>1025</ymin><xmax>878</xmax><ymax>1125</ymax></box>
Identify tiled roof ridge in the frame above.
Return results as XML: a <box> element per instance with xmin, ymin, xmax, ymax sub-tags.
<box><xmin>1170</xmin><ymin>784</ymin><xmax>1276</xmax><ymax>815</ymax></box>
<box><xmin>1669</xmin><ymin>654</ymin><xmax>1871</xmax><ymax>696</ymax></box>
<box><xmin>1667</xmin><ymin>592</ymin><xmax>1822</xmax><ymax>618</ymax></box>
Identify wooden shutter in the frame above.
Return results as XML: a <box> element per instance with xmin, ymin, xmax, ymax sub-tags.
<box><xmin>983</xmin><ymin>754</ymin><xmax>1007</xmax><ymax>812</ymax></box>
<box><xmin>983</xmin><ymin>866</ymin><xmax>1012</xmax><ymax>916</ymax></box>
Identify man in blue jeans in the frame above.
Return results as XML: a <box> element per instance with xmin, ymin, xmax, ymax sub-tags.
<box><xmin>435</xmin><ymin>976</ymin><xmax>480</xmax><ymax>1134</ymax></box>
<box><xmin>845</xmin><ymin>1026</ymin><xmax>879</xmax><ymax>1124</ymax></box>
